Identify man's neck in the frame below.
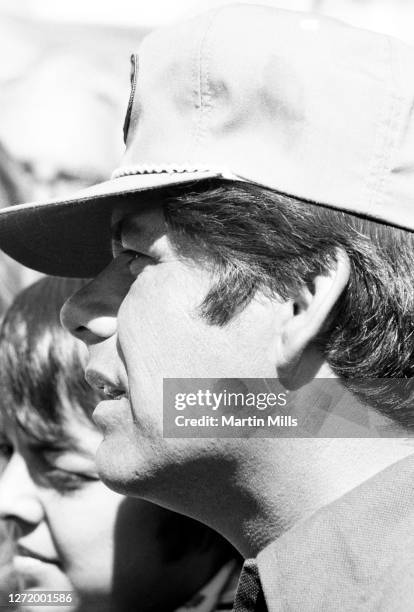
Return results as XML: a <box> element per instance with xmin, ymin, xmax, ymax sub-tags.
<box><xmin>215</xmin><ymin>437</ymin><xmax>414</xmax><ymax>558</ymax></box>
<box><xmin>236</xmin><ymin>439</ymin><xmax>414</xmax><ymax>557</ymax></box>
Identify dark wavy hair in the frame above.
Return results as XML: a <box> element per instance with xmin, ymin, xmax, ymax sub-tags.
<box><xmin>163</xmin><ymin>180</ymin><xmax>414</xmax><ymax>428</ymax></box>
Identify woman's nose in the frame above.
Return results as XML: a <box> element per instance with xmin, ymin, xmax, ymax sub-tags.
<box><xmin>0</xmin><ymin>454</ymin><xmax>44</xmax><ymax>530</ymax></box>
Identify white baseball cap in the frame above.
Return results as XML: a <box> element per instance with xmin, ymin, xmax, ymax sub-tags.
<box><xmin>1</xmin><ymin>4</ymin><xmax>414</xmax><ymax>276</ymax></box>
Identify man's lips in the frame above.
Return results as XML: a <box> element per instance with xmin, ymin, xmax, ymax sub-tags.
<box><xmin>16</xmin><ymin>544</ymin><xmax>59</xmax><ymax>565</ymax></box>
<box><xmin>85</xmin><ymin>367</ymin><xmax>128</xmax><ymax>400</ymax></box>
<box><xmin>93</xmin><ymin>396</ymin><xmax>131</xmax><ymax>427</ymax></box>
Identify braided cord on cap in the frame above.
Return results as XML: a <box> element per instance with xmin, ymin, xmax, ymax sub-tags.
<box><xmin>111</xmin><ymin>163</ymin><xmax>213</xmax><ymax>179</ymax></box>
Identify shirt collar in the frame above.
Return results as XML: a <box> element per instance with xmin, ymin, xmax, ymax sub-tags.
<box><xmin>256</xmin><ymin>453</ymin><xmax>414</xmax><ymax>611</ymax></box>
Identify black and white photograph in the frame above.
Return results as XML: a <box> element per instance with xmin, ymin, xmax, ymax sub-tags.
<box><xmin>0</xmin><ymin>1</ymin><xmax>414</xmax><ymax>610</ymax></box>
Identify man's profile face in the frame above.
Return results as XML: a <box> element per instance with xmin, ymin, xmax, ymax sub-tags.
<box><xmin>61</xmin><ymin>200</ymin><xmax>284</xmax><ymax>499</ymax></box>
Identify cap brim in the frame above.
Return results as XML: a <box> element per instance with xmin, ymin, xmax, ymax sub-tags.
<box><xmin>0</xmin><ymin>170</ymin><xmax>229</xmax><ymax>277</ymax></box>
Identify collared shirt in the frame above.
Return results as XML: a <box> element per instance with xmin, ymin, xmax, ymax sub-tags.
<box><xmin>234</xmin><ymin>453</ymin><xmax>414</xmax><ymax>611</ymax></box>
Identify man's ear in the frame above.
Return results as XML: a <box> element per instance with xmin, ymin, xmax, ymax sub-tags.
<box><xmin>275</xmin><ymin>248</ymin><xmax>350</xmax><ymax>379</ymax></box>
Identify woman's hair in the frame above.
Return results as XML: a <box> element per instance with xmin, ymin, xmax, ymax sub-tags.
<box><xmin>0</xmin><ymin>276</ymin><xmax>97</xmax><ymax>441</ymax></box>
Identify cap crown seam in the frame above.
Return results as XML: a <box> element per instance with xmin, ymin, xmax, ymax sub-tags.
<box><xmin>193</xmin><ymin>9</ymin><xmax>222</xmax><ymax>159</ymax></box>
<box><xmin>365</xmin><ymin>36</ymin><xmax>401</xmax><ymax>214</ymax></box>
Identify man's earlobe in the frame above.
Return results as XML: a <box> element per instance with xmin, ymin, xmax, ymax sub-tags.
<box><xmin>276</xmin><ymin>248</ymin><xmax>350</xmax><ymax>380</ymax></box>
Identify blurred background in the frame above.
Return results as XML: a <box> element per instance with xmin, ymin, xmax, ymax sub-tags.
<box><xmin>0</xmin><ymin>0</ymin><xmax>413</xmax><ymax>601</ymax></box>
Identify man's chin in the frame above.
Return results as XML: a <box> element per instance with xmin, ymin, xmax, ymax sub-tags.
<box><xmin>95</xmin><ymin>435</ymin><xmax>175</xmax><ymax>501</ymax></box>
<box><xmin>95</xmin><ymin>438</ymin><xmax>148</xmax><ymax>496</ymax></box>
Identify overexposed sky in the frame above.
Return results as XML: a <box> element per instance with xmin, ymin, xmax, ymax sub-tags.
<box><xmin>0</xmin><ymin>0</ymin><xmax>413</xmax><ymax>42</ymax></box>
<box><xmin>0</xmin><ymin>0</ymin><xmax>314</xmax><ymax>27</ymax></box>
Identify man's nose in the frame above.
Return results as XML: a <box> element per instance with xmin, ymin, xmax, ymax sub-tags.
<box><xmin>61</xmin><ymin>256</ymin><xmax>133</xmax><ymax>344</ymax></box>
<box><xmin>0</xmin><ymin>454</ymin><xmax>44</xmax><ymax>530</ymax></box>
<box><xmin>61</xmin><ymin>282</ymin><xmax>118</xmax><ymax>344</ymax></box>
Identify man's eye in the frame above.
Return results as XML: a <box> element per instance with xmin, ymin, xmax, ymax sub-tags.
<box><xmin>128</xmin><ymin>252</ymin><xmax>154</xmax><ymax>277</ymax></box>
<box><xmin>114</xmin><ymin>247</ymin><xmax>144</xmax><ymax>263</ymax></box>
<box><xmin>124</xmin><ymin>249</ymin><xmax>142</xmax><ymax>261</ymax></box>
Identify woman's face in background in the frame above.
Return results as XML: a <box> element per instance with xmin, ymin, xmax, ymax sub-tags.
<box><xmin>0</xmin><ymin>406</ymin><xmax>189</xmax><ymax>612</ymax></box>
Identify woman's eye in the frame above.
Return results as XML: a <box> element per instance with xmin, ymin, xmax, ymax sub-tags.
<box><xmin>30</xmin><ymin>449</ymin><xmax>100</xmax><ymax>494</ymax></box>
<box><xmin>46</xmin><ymin>468</ymin><xmax>99</xmax><ymax>494</ymax></box>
